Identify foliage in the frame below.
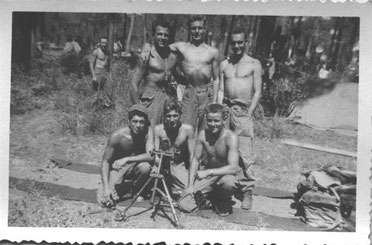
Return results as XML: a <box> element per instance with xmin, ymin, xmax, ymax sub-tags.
<box><xmin>10</xmin><ymin>62</ymin><xmax>62</xmax><ymax>115</ymax></box>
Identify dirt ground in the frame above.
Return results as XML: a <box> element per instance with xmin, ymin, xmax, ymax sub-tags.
<box><xmin>8</xmin><ymin>104</ymin><xmax>357</xmax><ymax>230</ymax></box>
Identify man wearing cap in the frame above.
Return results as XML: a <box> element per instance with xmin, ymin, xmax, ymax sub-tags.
<box><xmin>90</xmin><ymin>37</ymin><xmax>109</xmax><ymax>92</ymax></box>
<box><xmin>130</xmin><ymin>19</ymin><xmax>178</xmax><ymax>126</ymax></box>
<box><xmin>97</xmin><ymin>104</ymin><xmax>154</xmax><ymax>207</ymax></box>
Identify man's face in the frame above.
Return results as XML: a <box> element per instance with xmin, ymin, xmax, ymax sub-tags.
<box><xmin>231</xmin><ymin>33</ymin><xmax>245</xmax><ymax>56</ymax></box>
<box><xmin>190</xmin><ymin>20</ymin><xmax>205</xmax><ymax>42</ymax></box>
<box><xmin>100</xmin><ymin>39</ymin><xmax>108</xmax><ymax>51</ymax></box>
<box><xmin>154</xmin><ymin>26</ymin><xmax>170</xmax><ymax>48</ymax></box>
<box><xmin>165</xmin><ymin>110</ymin><xmax>180</xmax><ymax>129</ymax></box>
<box><xmin>206</xmin><ymin>112</ymin><xmax>224</xmax><ymax>134</ymax></box>
<box><xmin>129</xmin><ymin>115</ymin><xmax>147</xmax><ymax>135</ymax></box>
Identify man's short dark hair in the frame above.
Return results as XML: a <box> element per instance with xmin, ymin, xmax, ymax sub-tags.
<box><xmin>152</xmin><ymin>18</ymin><xmax>171</xmax><ymax>34</ymax></box>
<box><xmin>206</xmin><ymin>103</ymin><xmax>226</xmax><ymax>119</ymax></box>
<box><xmin>128</xmin><ymin>110</ymin><xmax>150</xmax><ymax>125</ymax></box>
<box><xmin>67</xmin><ymin>35</ymin><xmax>73</xmax><ymax>42</ymax></box>
<box><xmin>189</xmin><ymin>15</ymin><xmax>205</xmax><ymax>27</ymax></box>
<box><xmin>164</xmin><ymin>100</ymin><xmax>182</xmax><ymax>116</ymax></box>
<box><xmin>232</xmin><ymin>27</ymin><xmax>246</xmax><ymax>38</ymax></box>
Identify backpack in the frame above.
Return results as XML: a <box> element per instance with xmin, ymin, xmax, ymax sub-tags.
<box><xmin>294</xmin><ymin>169</ymin><xmax>344</xmax><ymax>230</ymax></box>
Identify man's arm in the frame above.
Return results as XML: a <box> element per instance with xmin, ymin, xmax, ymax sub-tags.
<box><xmin>217</xmin><ymin>60</ymin><xmax>227</xmax><ymax>105</ymax></box>
<box><xmin>247</xmin><ymin>60</ymin><xmax>262</xmax><ymax>116</ymax></box>
<box><xmin>186</xmin><ymin>125</ymin><xmax>195</xmax><ymax>162</ymax></box>
<box><xmin>114</xmin><ymin>127</ymin><xmax>155</xmax><ymax>167</ymax></box>
<box><xmin>186</xmin><ymin>132</ymin><xmax>204</xmax><ymax>190</ymax></box>
<box><xmin>130</xmin><ymin>51</ymin><xmax>148</xmax><ymax>104</ymax></box>
<box><xmin>197</xmin><ymin>133</ymin><xmax>239</xmax><ymax>179</ymax></box>
<box><xmin>100</xmin><ymin>132</ymin><xmax>120</xmax><ymax>205</ymax></box>
<box><xmin>212</xmin><ymin>48</ymin><xmax>220</xmax><ymax>103</ymax></box>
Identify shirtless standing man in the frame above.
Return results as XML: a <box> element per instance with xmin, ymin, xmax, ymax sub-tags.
<box><xmin>170</xmin><ymin>15</ymin><xmax>220</xmax><ymax>132</ymax></box>
<box><xmin>217</xmin><ymin>27</ymin><xmax>263</xmax><ymax>210</ymax></box>
<box><xmin>153</xmin><ymin>100</ymin><xmax>195</xmax><ymax>196</ymax></box>
<box><xmin>90</xmin><ymin>37</ymin><xmax>109</xmax><ymax>92</ymax></box>
<box><xmin>130</xmin><ymin>19</ymin><xmax>178</xmax><ymax>126</ymax></box>
<box><xmin>178</xmin><ymin>104</ymin><xmax>252</xmax><ymax>216</ymax></box>
<box><xmin>97</xmin><ymin>104</ymin><xmax>154</xmax><ymax>208</ymax></box>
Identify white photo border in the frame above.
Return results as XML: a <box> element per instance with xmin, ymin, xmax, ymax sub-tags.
<box><xmin>0</xmin><ymin>1</ymin><xmax>371</xmax><ymax>244</ymax></box>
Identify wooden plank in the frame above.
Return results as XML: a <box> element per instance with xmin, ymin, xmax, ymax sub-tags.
<box><xmin>281</xmin><ymin>139</ymin><xmax>357</xmax><ymax>158</ymax></box>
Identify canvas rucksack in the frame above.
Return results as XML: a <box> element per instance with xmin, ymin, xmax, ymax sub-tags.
<box><xmin>294</xmin><ymin>170</ymin><xmax>344</xmax><ymax>230</ymax></box>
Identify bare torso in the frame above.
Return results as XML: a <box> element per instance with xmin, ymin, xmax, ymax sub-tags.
<box><xmin>222</xmin><ymin>54</ymin><xmax>260</xmax><ymax>101</ymax></box>
<box><xmin>200</xmin><ymin>129</ymin><xmax>232</xmax><ymax>169</ymax></box>
<box><xmin>154</xmin><ymin>124</ymin><xmax>192</xmax><ymax>162</ymax></box>
<box><xmin>145</xmin><ymin>47</ymin><xmax>178</xmax><ymax>88</ymax></box>
<box><xmin>173</xmin><ymin>42</ymin><xmax>217</xmax><ymax>88</ymax></box>
<box><xmin>93</xmin><ymin>48</ymin><xmax>108</xmax><ymax>70</ymax></box>
<box><xmin>108</xmin><ymin>127</ymin><xmax>147</xmax><ymax>164</ymax></box>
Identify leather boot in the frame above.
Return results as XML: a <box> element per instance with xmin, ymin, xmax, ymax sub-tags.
<box><xmin>241</xmin><ymin>190</ymin><xmax>253</xmax><ymax>210</ymax></box>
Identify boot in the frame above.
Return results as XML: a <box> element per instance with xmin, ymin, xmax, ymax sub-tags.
<box><xmin>241</xmin><ymin>190</ymin><xmax>253</xmax><ymax>210</ymax></box>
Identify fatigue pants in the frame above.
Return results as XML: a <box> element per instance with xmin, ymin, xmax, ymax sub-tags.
<box><xmin>97</xmin><ymin>162</ymin><xmax>152</xmax><ymax>205</ymax></box>
<box><xmin>181</xmin><ymin>84</ymin><xmax>213</xmax><ymax>133</ymax></box>
<box><xmin>177</xmin><ymin>168</ymin><xmax>254</xmax><ymax>213</ymax></box>
<box><xmin>140</xmin><ymin>86</ymin><xmax>172</xmax><ymax>126</ymax></box>
<box><xmin>224</xmin><ymin>98</ymin><xmax>255</xmax><ymax>167</ymax></box>
<box><xmin>151</xmin><ymin>162</ymin><xmax>189</xmax><ymax>197</ymax></box>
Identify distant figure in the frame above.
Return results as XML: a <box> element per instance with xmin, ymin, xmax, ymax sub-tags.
<box><xmin>169</xmin><ymin>15</ymin><xmax>220</xmax><ymax>133</ymax></box>
<box><xmin>97</xmin><ymin>104</ymin><xmax>154</xmax><ymax>207</ymax></box>
<box><xmin>130</xmin><ymin>19</ymin><xmax>178</xmax><ymax>126</ymax></box>
<box><xmin>113</xmin><ymin>37</ymin><xmax>123</xmax><ymax>59</ymax></box>
<box><xmin>63</xmin><ymin>35</ymin><xmax>81</xmax><ymax>55</ymax></box>
<box><xmin>62</xmin><ymin>35</ymin><xmax>82</xmax><ymax>75</ymax></box>
<box><xmin>217</xmin><ymin>27</ymin><xmax>261</xmax><ymax>210</ymax></box>
<box><xmin>89</xmin><ymin>37</ymin><xmax>109</xmax><ymax>92</ymax></box>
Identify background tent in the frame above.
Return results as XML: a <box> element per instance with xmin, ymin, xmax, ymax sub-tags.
<box><xmin>287</xmin><ymin>82</ymin><xmax>358</xmax><ymax>136</ymax></box>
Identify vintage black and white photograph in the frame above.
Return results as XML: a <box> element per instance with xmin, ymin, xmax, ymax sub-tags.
<box><xmin>7</xmin><ymin>12</ymin><xmax>359</xmax><ymax>231</ymax></box>
<box><xmin>1</xmin><ymin>1</ymin><xmax>371</xmax><ymax>244</ymax></box>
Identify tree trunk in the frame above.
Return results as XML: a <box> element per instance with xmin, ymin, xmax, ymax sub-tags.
<box><xmin>122</xmin><ymin>13</ymin><xmax>127</xmax><ymax>51</ymax></box>
<box><xmin>143</xmin><ymin>14</ymin><xmax>147</xmax><ymax>44</ymax></box>
<box><xmin>218</xmin><ymin>15</ymin><xmax>228</xmax><ymax>59</ymax></box>
<box><xmin>255</xmin><ymin>16</ymin><xmax>276</xmax><ymax>58</ymax></box>
<box><xmin>108</xmin><ymin>13</ymin><xmax>115</xmax><ymax>72</ymax></box>
<box><xmin>252</xmin><ymin>16</ymin><xmax>261</xmax><ymax>56</ymax></box>
<box><xmin>126</xmin><ymin>14</ymin><xmax>135</xmax><ymax>53</ymax></box>
<box><xmin>170</xmin><ymin>15</ymin><xmax>178</xmax><ymax>44</ymax></box>
<box><xmin>328</xmin><ymin>17</ymin><xmax>344</xmax><ymax>71</ymax></box>
<box><xmin>224</xmin><ymin>15</ymin><xmax>236</xmax><ymax>57</ymax></box>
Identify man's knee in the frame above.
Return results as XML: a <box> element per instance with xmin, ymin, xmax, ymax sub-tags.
<box><xmin>135</xmin><ymin>162</ymin><xmax>152</xmax><ymax>175</ymax></box>
<box><xmin>177</xmin><ymin>194</ymin><xmax>198</xmax><ymax>213</ymax></box>
<box><xmin>218</xmin><ymin>175</ymin><xmax>237</xmax><ymax>193</ymax></box>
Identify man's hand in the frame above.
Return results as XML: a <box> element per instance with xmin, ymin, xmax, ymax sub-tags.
<box><xmin>196</xmin><ymin>169</ymin><xmax>212</xmax><ymax>180</ymax></box>
<box><xmin>101</xmin><ymin>186</ymin><xmax>114</xmax><ymax>207</ymax></box>
<box><xmin>113</xmin><ymin>158</ymin><xmax>128</xmax><ymax>169</ymax></box>
<box><xmin>140</xmin><ymin>43</ymin><xmax>151</xmax><ymax>63</ymax></box>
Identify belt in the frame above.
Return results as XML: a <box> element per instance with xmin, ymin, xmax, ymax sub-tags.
<box><xmin>185</xmin><ymin>83</ymin><xmax>213</xmax><ymax>92</ymax></box>
<box><xmin>223</xmin><ymin>98</ymin><xmax>251</xmax><ymax>108</ymax></box>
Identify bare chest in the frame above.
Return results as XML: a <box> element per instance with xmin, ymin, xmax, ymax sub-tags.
<box><xmin>148</xmin><ymin>55</ymin><xmax>176</xmax><ymax>73</ymax></box>
<box><xmin>181</xmin><ymin>46</ymin><xmax>213</xmax><ymax>65</ymax></box>
<box><xmin>204</xmin><ymin>138</ymin><xmax>228</xmax><ymax>160</ymax></box>
<box><xmin>159</xmin><ymin>130</ymin><xmax>187</xmax><ymax>148</ymax></box>
<box><xmin>224</xmin><ymin>62</ymin><xmax>254</xmax><ymax>79</ymax></box>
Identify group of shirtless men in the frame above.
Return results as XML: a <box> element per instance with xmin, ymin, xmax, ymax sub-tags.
<box><xmin>95</xmin><ymin>15</ymin><xmax>262</xmax><ymax>217</ymax></box>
